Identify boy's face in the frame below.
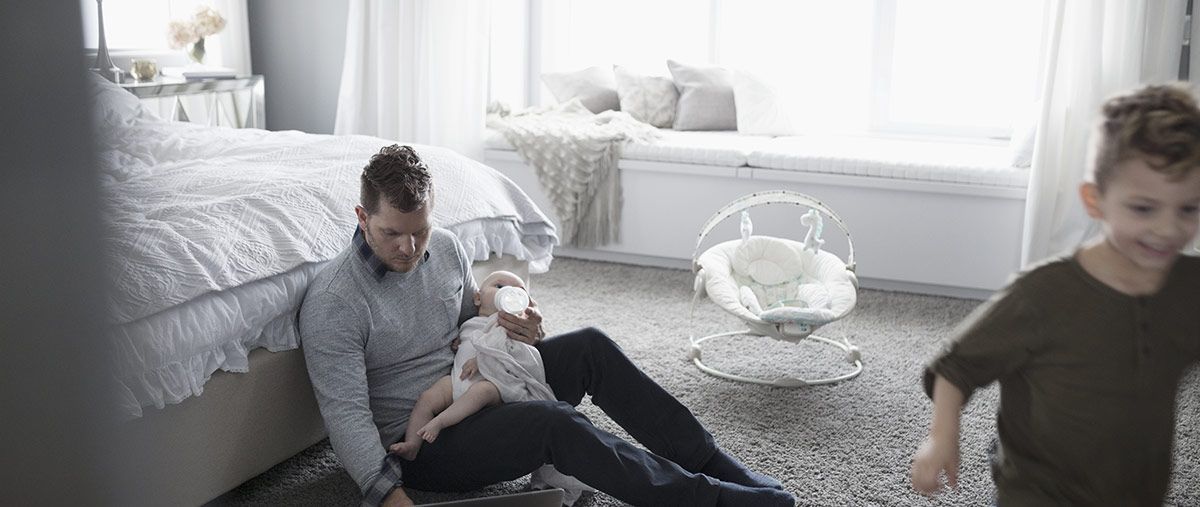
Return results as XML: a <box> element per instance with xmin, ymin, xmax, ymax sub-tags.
<box><xmin>1082</xmin><ymin>157</ymin><xmax>1200</xmax><ymax>273</ymax></box>
<box><xmin>474</xmin><ymin>271</ymin><xmax>526</xmax><ymax>317</ymax></box>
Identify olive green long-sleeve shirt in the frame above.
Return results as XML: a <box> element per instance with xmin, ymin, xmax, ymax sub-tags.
<box><xmin>925</xmin><ymin>255</ymin><xmax>1199</xmax><ymax>506</ymax></box>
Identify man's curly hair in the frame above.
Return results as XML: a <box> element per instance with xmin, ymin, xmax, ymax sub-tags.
<box><xmin>361</xmin><ymin>144</ymin><xmax>432</xmax><ymax>214</ymax></box>
<box><xmin>1093</xmin><ymin>83</ymin><xmax>1200</xmax><ymax>191</ymax></box>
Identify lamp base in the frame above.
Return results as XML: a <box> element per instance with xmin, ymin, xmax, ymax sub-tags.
<box><xmin>92</xmin><ymin>66</ymin><xmax>124</xmax><ymax>83</ymax></box>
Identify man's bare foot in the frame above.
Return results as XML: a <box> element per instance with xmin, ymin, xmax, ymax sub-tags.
<box><xmin>388</xmin><ymin>440</ymin><xmax>420</xmax><ymax>461</ymax></box>
<box><xmin>417</xmin><ymin>421</ymin><xmax>444</xmax><ymax>443</ymax></box>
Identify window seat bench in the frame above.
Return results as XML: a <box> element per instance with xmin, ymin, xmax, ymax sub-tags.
<box><xmin>483</xmin><ymin>129</ymin><xmax>1027</xmax><ymax>299</ymax></box>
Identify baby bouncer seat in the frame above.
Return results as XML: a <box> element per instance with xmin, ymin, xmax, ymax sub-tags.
<box><xmin>690</xmin><ymin>190</ymin><xmax>863</xmax><ymax>386</ymax></box>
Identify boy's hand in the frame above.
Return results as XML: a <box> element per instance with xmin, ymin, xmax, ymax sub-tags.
<box><xmin>461</xmin><ymin>358</ymin><xmax>478</xmax><ymax>379</ymax></box>
<box><xmin>911</xmin><ymin>435</ymin><xmax>959</xmax><ymax>495</ymax></box>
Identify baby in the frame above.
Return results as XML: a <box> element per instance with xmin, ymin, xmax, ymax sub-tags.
<box><xmin>389</xmin><ymin>270</ymin><xmax>551</xmax><ymax>459</ymax></box>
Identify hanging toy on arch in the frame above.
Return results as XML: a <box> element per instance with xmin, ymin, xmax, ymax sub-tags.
<box><xmin>801</xmin><ymin>208</ymin><xmax>825</xmax><ymax>254</ymax></box>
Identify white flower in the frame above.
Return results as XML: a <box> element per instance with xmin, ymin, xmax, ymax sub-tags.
<box><xmin>192</xmin><ymin>6</ymin><xmax>226</xmax><ymax>38</ymax></box>
<box><xmin>167</xmin><ymin>20</ymin><xmax>198</xmax><ymax>49</ymax></box>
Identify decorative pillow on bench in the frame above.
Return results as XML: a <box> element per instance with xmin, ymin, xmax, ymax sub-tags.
<box><xmin>542</xmin><ymin>66</ymin><xmax>620</xmax><ymax>114</ymax></box>
<box><xmin>614</xmin><ymin>65</ymin><xmax>678</xmax><ymax>128</ymax></box>
<box><xmin>733</xmin><ymin>71</ymin><xmax>795</xmax><ymax>136</ymax></box>
<box><xmin>668</xmin><ymin>59</ymin><xmax>738</xmax><ymax>131</ymax></box>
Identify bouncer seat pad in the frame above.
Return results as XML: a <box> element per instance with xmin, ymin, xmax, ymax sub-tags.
<box><xmin>697</xmin><ymin>236</ymin><xmax>856</xmax><ymax>328</ymax></box>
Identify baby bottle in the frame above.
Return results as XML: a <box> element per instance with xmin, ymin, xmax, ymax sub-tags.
<box><xmin>494</xmin><ymin>286</ymin><xmax>529</xmax><ymax>315</ymax></box>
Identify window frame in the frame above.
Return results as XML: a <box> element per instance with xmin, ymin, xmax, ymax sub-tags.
<box><xmin>490</xmin><ymin>0</ymin><xmax>1047</xmax><ymax>142</ymax></box>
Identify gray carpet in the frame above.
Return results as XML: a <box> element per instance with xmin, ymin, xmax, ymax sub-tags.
<box><xmin>213</xmin><ymin>258</ymin><xmax>1200</xmax><ymax>506</ymax></box>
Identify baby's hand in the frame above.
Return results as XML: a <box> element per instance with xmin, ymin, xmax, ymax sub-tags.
<box><xmin>450</xmin><ymin>337</ymin><xmax>460</xmax><ymax>352</ymax></box>
<box><xmin>461</xmin><ymin>358</ymin><xmax>478</xmax><ymax>379</ymax></box>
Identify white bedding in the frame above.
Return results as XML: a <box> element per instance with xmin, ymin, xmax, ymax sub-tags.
<box><xmin>110</xmin><ymin>262</ymin><xmax>324</xmax><ymax>417</ymax></box>
<box><xmin>90</xmin><ymin>75</ymin><xmax>558</xmax><ymax>417</ymax></box>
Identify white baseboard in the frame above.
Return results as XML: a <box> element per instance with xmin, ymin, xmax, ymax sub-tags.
<box><xmin>554</xmin><ymin>248</ymin><xmax>692</xmax><ymax>271</ymax></box>
<box><xmin>552</xmin><ymin>251</ymin><xmax>994</xmax><ymax>300</ymax></box>
<box><xmin>855</xmin><ymin>277</ymin><xmax>993</xmax><ymax>300</ymax></box>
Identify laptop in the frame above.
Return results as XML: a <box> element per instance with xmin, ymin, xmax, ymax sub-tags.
<box><xmin>419</xmin><ymin>489</ymin><xmax>564</xmax><ymax>507</ymax></box>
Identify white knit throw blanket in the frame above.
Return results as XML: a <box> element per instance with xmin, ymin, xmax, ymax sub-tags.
<box><xmin>488</xmin><ymin>100</ymin><xmax>659</xmax><ymax>247</ymax></box>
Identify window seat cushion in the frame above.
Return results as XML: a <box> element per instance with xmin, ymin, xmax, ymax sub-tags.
<box><xmin>749</xmin><ymin>136</ymin><xmax>1027</xmax><ymax>188</ymax></box>
<box><xmin>486</xmin><ymin>129</ymin><xmax>773</xmax><ymax>168</ymax></box>
<box><xmin>484</xmin><ymin>129</ymin><xmax>1028</xmax><ymax>187</ymax></box>
<box><xmin>622</xmin><ymin>130</ymin><xmax>774</xmax><ymax>167</ymax></box>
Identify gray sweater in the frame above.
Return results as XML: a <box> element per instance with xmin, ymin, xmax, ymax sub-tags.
<box><xmin>299</xmin><ymin>227</ymin><xmax>477</xmax><ymax>493</ymax></box>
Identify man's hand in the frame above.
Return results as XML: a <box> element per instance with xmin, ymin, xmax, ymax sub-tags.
<box><xmin>382</xmin><ymin>486</ymin><xmax>414</xmax><ymax>507</ymax></box>
<box><xmin>911</xmin><ymin>435</ymin><xmax>959</xmax><ymax>495</ymax></box>
<box><xmin>497</xmin><ymin>297</ymin><xmax>545</xmax><ymax>345</ymax></box>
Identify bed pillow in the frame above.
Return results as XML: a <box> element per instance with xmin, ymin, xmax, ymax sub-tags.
<box><xmin>541</xmin><ymin>66</ymin><xmax>620</xmax><ymax>114</ymax></box>
<box><xmin>667</xmin><ymin>59</ymin><xmax>736</xmax><ymax>131</ymax></box>
<box><xmin>733</xmin><ymin>71</ymin><xmax>794</xmax><ymax>136</ymax></box>
<box><xmin>614</xmin><ymin>65</ymin><xmax>678</xmax><ymax>128</ymax></box>
<box><xmin>87</xmin><ymin>72</ymin><xmax>160</xmax><ymax>126</ymax></box>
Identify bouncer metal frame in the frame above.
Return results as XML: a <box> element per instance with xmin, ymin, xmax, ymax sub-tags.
<box><xmin>689</xmin><ymin>190</ymin><xmax>864</xmax><ymax>387</ymax></box>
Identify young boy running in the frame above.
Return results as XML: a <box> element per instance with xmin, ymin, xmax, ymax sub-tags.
<box><xmin>911</xmin><ymin>83</ymin><xmax>1200</xmax><ymax>505</ymax></box>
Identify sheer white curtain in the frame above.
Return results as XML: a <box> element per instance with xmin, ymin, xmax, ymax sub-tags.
<box><xmin>207</xmin><ymin>0</ymin><xmax>251</xmax><ymax>75</ymax></box>
<box><xmin>1021</xmin><ymin>0</ymin><xmax>1188</xmax><ymax>266</ymax></box>
<box><xmin>334</xmin><ymin>0</ymin><xmax>490</xmax><ymax>160</ymax></box>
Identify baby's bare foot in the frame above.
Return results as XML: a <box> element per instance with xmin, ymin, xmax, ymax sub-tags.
<box><xmin>417</xmin><ymin>422</ymin><xmax>443</xmax><ymax>443</ymax></box>
<box><xmin>389</xmin><ymin>441</ymin><xmax>420</xmax><ymax>461</ymax></box>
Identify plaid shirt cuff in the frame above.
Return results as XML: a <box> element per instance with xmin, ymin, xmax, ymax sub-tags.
<box><xmin>361</xmin><ymin>454</ymin><xmax>404</xmax><ymax>507</ymax></box>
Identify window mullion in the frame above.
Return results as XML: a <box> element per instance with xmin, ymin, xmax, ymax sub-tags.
<box><xmin>709</xmin><ymin>0</ymin><xmax>721</xmax><ymax>64</ymax></box>
<box><xmin>870</xmin><ymin>0</ymin><xmax>898</xmax><ymax>134</ymax></box>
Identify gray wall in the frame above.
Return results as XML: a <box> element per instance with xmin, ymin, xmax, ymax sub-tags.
<box><xmin>4</xmin><ymin>2</ymin><xmax>136</xmax><ymax>504</ymax></box>
<box><xmin>248</xmin><ymin>0</ymin><xmax>349</xmax><ymax>134</ymax></box>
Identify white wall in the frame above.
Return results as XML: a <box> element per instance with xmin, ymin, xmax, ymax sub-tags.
<box><xmin>248</xmin><ymin>0</ymin><xmax>348</xmax><ymax>134</ymax></box>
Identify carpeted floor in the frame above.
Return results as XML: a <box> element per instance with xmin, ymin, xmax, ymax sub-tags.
<box><xmin>212</xmin><ymin>257</ymin><xmax>1200</xmax><ymax>506</ymax></box>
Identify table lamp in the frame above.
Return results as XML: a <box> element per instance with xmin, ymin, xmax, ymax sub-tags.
<box><xmin>91</xmin><ymin>0</ymin><xmax>123</xmax><ymax>82</ymax></box>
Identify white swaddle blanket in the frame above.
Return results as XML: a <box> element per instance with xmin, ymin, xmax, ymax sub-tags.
<box><xmin>452</xmin><ymin>314</ymin><xmax>553</xmax><ymax>402</ymax></box>
<box><xmin>451</xmin><ymin>315</ymin><xmax>594</xmax><ymax>505</ymax></box>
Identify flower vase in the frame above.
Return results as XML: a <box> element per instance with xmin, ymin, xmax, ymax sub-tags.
<box><xmin>188</xmin><ymin>37</ymin><xmax>207</xmax><ymax>65</ymax></box>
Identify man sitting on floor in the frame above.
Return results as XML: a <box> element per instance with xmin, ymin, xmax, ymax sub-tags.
<box><xmin>299</xmin><ymin>144</ymin><xmax>794</xmax><ymax>506</ymax></box>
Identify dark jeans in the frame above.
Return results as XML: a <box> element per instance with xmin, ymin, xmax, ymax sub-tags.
<box><xmin>398</xmin><ymin>327</ymin><xmax>724</xmax><ymax>506</ymax></box>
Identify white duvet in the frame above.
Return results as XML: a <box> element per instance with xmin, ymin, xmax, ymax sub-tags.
<box><xmin>90</xmin><ymin>75</ymin><xmax>558</xmax><ymax>416</ymax></box>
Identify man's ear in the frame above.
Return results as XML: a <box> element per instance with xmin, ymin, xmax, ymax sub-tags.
<box><xmin>354</xmin><ymin>205</ymin><xmax>370</xmax><ymax>231</ymax></box>
<box><xmin>1079</xmin><ymin>182</ymin><xmax>1103</xmax><ymax>219</ymax></box>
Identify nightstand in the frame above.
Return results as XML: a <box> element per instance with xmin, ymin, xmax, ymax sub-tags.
<box><xmin>119</xmin><ymin>75</ymin><xmax>265</xmax><ymax>129</ymax></box>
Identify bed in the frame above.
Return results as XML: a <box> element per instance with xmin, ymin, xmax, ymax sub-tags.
<box><xmin>89</xmin><ymin>74</ymin><xmax>558</xmax><ymax>505</ymax></box>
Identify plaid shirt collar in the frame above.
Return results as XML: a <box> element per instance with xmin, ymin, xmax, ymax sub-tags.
<box><xmin>353</xmin><ymin>226</ymin><xmax>429</xmax><ymax>282</ymax></box>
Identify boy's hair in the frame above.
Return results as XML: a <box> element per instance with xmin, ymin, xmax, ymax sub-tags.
<box><xmin>1092</xmin><ymin>83</ymin><xmax>1200</xmax><ymax>191</ymax></box>
<box><xmin>361</xmin><ymin>144</ymin><xmax>432</xmax><ymax>214</ymax></box>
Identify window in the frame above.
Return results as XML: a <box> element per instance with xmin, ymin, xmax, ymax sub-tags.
<box><xmin>716</xmin><ymin>1</ymin><xmax>874</xmax><ymax>135</ymax></box>
<box><xmin>872</xmin><ymin>0</ymin><xmax>1045</xmax><ymax>138</ymax></box>
<box><xmin>488</xmin><ymin>0</ymin><xmax>530</xmax><ymax>107</ymax></box>
<box><xmin>79</xmin><ymin>0</ymin><xmax>211</xmax><ymax>51</ymax></box>
<box><xmin>489</xmin><ymin>0</ymin><xmax>1046</xmax><ymax>140</ymax></box>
